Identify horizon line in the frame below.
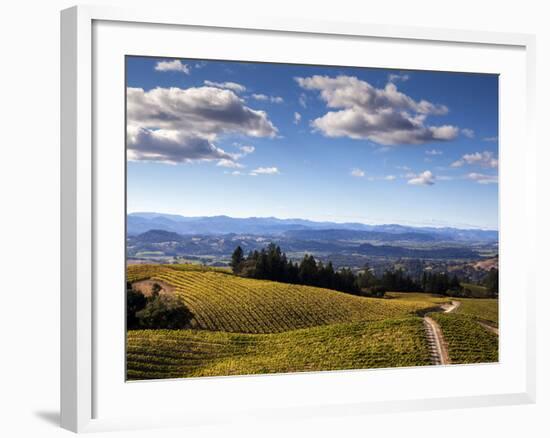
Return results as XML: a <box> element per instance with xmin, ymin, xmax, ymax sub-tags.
<box><xmin>127</xmin><ymin>211</ymin><xmax>498</xmax><ymax>232</ymax></box>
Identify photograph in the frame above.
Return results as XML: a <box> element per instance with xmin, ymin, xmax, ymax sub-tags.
<box><xmin>125</xmin><ymin>56</ymin><xmax>499</xmax><ymax>380</ymax></box>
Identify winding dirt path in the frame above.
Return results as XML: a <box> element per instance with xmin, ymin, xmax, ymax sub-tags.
<box><xmin>423</xmin><ymin>299</ymin><xmax>498</xmax><ymax>365</ymax></box>
<box><xmin>478</xmin><ymin>320</ymin><xmax>499</xmax><ymax>335</ymax></box>
<box><xmin>423</xmin><ymin>300</ymin><xmax>459</xmax><ymax>365</ymax></box>
<box><xmin>423</xmin><ymin>316</ymin><xmax>450</xmax><ymax>365</ymax></box>
<box><xmin>443</xmin><ymin>300</ymin><xmax>461</xmax><ymax>313</ymax></box>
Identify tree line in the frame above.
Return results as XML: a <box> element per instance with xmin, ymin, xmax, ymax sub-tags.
<box><xmin>231</xmin><ymin>243</ymin><xmax>498</xmax><ymax>298</ymax></box>
<box><xmin>231</xmin><ymin>243</ymin><xmax>360</xmax><ymax>294</ymax></box>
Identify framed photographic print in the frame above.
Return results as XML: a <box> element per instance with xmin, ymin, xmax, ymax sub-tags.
<box><xmin>61</xmin><ymin>5</ymin><xmax>536</xmax><ymax>433</ymax></box>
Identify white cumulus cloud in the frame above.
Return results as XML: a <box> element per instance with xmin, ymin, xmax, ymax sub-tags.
<box><xmin>127</xmin><ymin>86</ymin><xmax>277</xmax><ymax>164</ymax></box>
<box><xmin>251</xmin><ymin>94</ymin><xmax>284</xmax><ymax>103</ymax></box>
<box><xmin>295</xmin><ymin>75</ymin><xmax>458</xmax><ymax>145</ymax></box>
<box><xmin>154</xmin><ymin>60</ymin><xmax>190</xmax><ymax>74</ymax></box>
<box><xmin>466</xmin><ymin>172</ymin><xmax>498</xmax><ymax>184</ymax></box>
<box><xmin>294</xmin><ymin>112</ymin><xmax>302</xmax><ymax>124</ymax></box>
<box><xmin>388</xmin><ymin>73</ymin><xmax>410</xmax><ymax>83</ymax></box>
<box><xmin>451</xmin><ymin>151</ymin><xmax>498</xmax><ymax>169</ymax></box>
<box><xmin>126</xmin><ymin>126</ymin><xmax>232</xmax><ymax>164</ymax></box>
<box><xmin>217</xmin><ymin>159</ymin><xmax>244</xmax><ymax>168</ymax></box>
<box><xmin>239</xmin><ymin>145</ymin><xmax>255</xmax><ymax>155</ymax></box>
<box><xmin>407</xmin><ymin>170</ymin><xmax>435</xmax><ymax>186</ymax></box>
<box><xmin>461</xmin><ymin>128</ymin><xmax>475</xmax><ymax>138</ymax></box>
<box><xmin>250</xmin><ymin>167</ymin><xmax>280</xmax><ymax>176</ymax></box>
<box><xmin>350</xmin><ymin>168</ymin><xmax>365</xmax><ymax>177</ymax></box>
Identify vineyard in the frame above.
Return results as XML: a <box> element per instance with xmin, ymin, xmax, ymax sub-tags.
<box><xmin>127</xmin><ymin>317</ymin><xmax>431</xmax><ymax>379</ymax></box>
<box><xmin>126</xmin><ymin>264</ymin><xmax>498</xmax><ymax>379</ymax></box>
<box><xmin>127</xmin><ymin>264</ymin><xmax>447</xmax><ymax>334</ymax></box>
<box><xmin>385</xmin><ymin>292</ymin><xmax>451</xmax><ymax>305</ymax></box>
<box><xmin>429</xmin><ymin>312</ymin><xmax>498</xmax><ymax>363</ymax></box>
<box><xmin>455</xmin><ymin>298</ymin><xmax>499</xmax><ymax>326</ymax></box>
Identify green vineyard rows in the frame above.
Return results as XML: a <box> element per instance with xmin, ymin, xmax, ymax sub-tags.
<box><xmin>429</xmin><ymin>312</ymin><xmax>498</xmax><ymax>364</ymax></box>
<box><xmin>127</xmin><ymin>264</ymin><xmax>498</xmax><ymax>379</ymax></box>
<box><xmin>128</xmin><ymin>264</ymin><xmax>450</xmax><ymax>334</ymax></box>
<box><xmin>455</xmin><ymin>298</ymin><xmax>499</xmax><ymax>326</ymax></box>
<box><xmin>127</xmin><ymin>317</ymin><xmax>432</xmax><ymax>380</ymax></box>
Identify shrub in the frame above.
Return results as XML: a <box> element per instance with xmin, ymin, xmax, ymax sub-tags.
<box><xmin>136</xmin><ymin>294</ymin><xmax>194</xmax><ymax>329</ymax></box>
<box><xmin>127</xmin><ymin>287</ymin><xmax>147</xmax><ymax>329</ymax></box>
<box><xmin>362</xmin><ymin>286</ymin><xmax>387</xmax><ymax>298</ymax></box>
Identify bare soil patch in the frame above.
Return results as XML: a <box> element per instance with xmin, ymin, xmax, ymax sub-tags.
<box><xmin>478</xmin><ymin>320</ymin><xmax>499</xmax><ymax>335</ymax></box>
<box><xmin>131</xmin><ymin>279</ymin><xmax>175</xmax><ymax>297</ymax></box>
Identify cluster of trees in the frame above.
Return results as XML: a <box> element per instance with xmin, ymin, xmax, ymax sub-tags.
<box><xmin>127</xmin><ymin>282</ymin><xmax>194</xmax><ymax>329</ymax></box>
<box><xmin>484</xmin><ymin>268</ymin><xmax>499</xmax><ymax>295</ymax></box>
<box><xmin>421</xmin><ymin>271</ymin><xmax>461</xmax><ymax>294</ymax></box>
<box><xmin>230</xmin><ymin>244</ymin><xmax>499</xmax><ymax>298</ymax></box>
<box><xmin>231</xmin><ymin>243</ymin><xmax>360</xmax><ymax>294</ymax></box>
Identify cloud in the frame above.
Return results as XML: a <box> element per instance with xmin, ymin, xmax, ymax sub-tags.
<box><xmin>425</xmin><ymin>149</ymin><xmax>442</xmax><ymax>156</ymax></box>
<box><xmin>407</xmin><ymin>170</ymin><xmax>435</xmax><ymax>186</ymax></box>
<box><xmin>127</xmin><ymin>86</ymin><xmax>277</xmax><ymax>164</ymax></box>
<box><xmin>238</xmin><ymin>145</ymin><xmax>255</xmax><ymax>155</ymax></box>
<box><xmin>226</xmin><ymin>144</ymin><xmax>256</xmax><ymax>161</ymax></box>
<box><xmin>299</xmin><ymin>93</ymin><xmax>307</xmax><ymax>108</ymax></box>
<box><xmin>295</xmin><ymin>75</ymin><xmax>458</xmax><ymax>145</ymax></box>
<box><xmin>154</xmin><ymin>60</ymin><xmax>190</xmax><ymax>74</ymax></box>
<box><xmin>461</xmin><ymin>128</ymin><xmax>475</xmax><ymax>138</ymax></box>
<box><xmin>350</xmin><ymin>171</ymin><xmax>397</xmax><ymax>181</ymax></box>
<box><xmin>466</xmin><ymin>172</ymin><xmax>498</xmax><ymax>184</ymax></box>
<box><xmin>251</xmin><ymin>93</ymin><xmax>284</xmax><ymax>103</ymax></box>
<box><xmin>451</xmin><ymin>151</ymin><xmax>498</xmax><ymax>168</ymax></box>
<box><xmin>126</xmin><ymin>126</ymin><xmax>233</xmax><ymax>164</ymax></box>
<box><xmin>250</xmin><ymin>167</ymin><xmax>280</xmax><ymax>175</ymax></box>
<box><xmin>483</xmin><ymin>136</ymin><xmax>498</xmax><ymax>142</ymax></box>
<box><xmin>294</xmin><ymin>112</ymin><xmax>302</xmax><ymax>124</ymax></box>
<box><xmin>203</xmin><ymin>80</ymin><xmax>246</xmax><ymax>93</ymax></box>
<box><xmin>388</xmin><ymin>73</ymin><xmax>410</xmax><ymax>82</ymax></box>
<box><xmin>217</xmin><ymin>159</ymin><xmax>244</xmax><ymax>168</ymax></box>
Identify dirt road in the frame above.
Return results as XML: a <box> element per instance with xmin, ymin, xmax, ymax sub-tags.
<box><xmin>423</xmin><ymin>315</ymin><xmax>450</xmax><ymax>365</ymax></box>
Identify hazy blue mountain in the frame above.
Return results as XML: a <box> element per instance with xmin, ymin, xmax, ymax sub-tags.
<box><xmin>127</xmin><ymin>212</ymin><xmax>497</xmax><ymax>242</ymax></box>
<box><xmin>283</xmin><ymin>228</ymin><xmax>436</xmax><ymax>242</ymax></box>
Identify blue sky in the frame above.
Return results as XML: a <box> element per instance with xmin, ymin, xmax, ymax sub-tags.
<box><xmin>126</xmin><ymin>56</ymin><xmax>498</xmax><ymax>230</ymax></box>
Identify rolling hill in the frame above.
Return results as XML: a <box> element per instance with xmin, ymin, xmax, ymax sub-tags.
<box><xmin>127</xmin><ymin>318</ymin><xmax>431</xmax><ymax>380</ymax></box>
<box><xmin>126</xmin><ymin>264</ymin><xmax>498</xmax><ymax>380</ymax></box>
<box><xmin>127</xmin><ymin>264</ymin><xmax>448</xmax><ymax>334</ymax></box>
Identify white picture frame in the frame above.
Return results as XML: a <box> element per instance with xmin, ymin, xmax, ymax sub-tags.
<box><xmin>60</xmin><ymin>4</ymin><xmax>536</xmax><ymax>433</ymax></box>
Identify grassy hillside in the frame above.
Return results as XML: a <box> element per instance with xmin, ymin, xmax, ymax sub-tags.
<box><xmin>429</xmin><ymin>313</ymin><xmax>498</xmax><ymax>364</ymax></box>
<box><xmin>455</xmin><ymin>298</ymin><xmax>498</xmax><ymax>326</ymax></box>
<box><xmin>126</xmin><ymin>265</ymin><xmax>498</xmax><ymax>379</ymax></box>
<box><xmin>127</xmin><ymin>317</ymin><xmax>431</xmax><ymax>380</ymax></box>
<box><xmin>128</xmin><ymin>265</ymin><xmax>448</xmax><ymax>334</ymax></box>
<box><xmin>385</xmin><ymin>292</ymin><xmax>451</xmax><ymax>305</ymax></box>
<box><xmin>460</xmin><ymin>282</ymin><xmax>491</xmax><ymax>298</ymax></box>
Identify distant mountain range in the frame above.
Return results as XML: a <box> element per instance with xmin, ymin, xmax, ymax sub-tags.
<box><xmin>127</xmin><ymin>212</ymin><xmax>498</xmax><ymax>242</ymax></box>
